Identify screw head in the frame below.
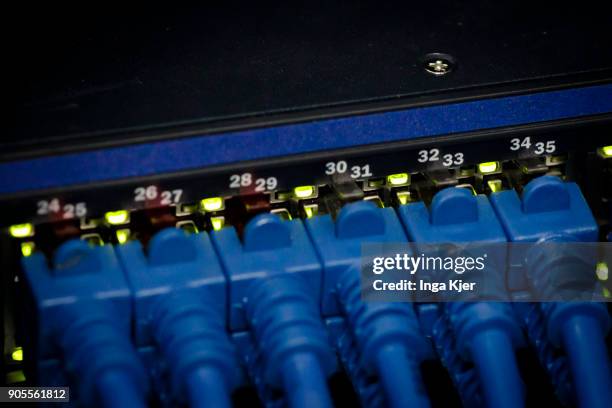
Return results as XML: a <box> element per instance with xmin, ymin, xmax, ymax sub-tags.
<box><xmin>423</xmin><ymin>53</ymin><xmax>455</xmax><ymax>76</ymax></box>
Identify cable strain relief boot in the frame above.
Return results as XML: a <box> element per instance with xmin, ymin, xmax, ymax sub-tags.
<box><xmin>336</xmin><ymin>265</ymin><xmax>431</xmax><ymax>408</ymax></box>
<box><xmin>150</xmin><ymin>292</ymin><xmax>239</xmax><ymax>406</ymax></box>
<box><xmin>526</xmin><ymin>235</ymin><xmax>601</xmax><ymax>301</ymax></box>
<box><xmin>430</xmin><ymin>312</ymin><xmax>483</xmax><ymax>406</ymax></box>
<box><xmin>245</xmin><ymin>274</ymin><xmax>335</xmax><ymax>408</ymax></box>
<box><xmin>56</xmin><ymin>306</ymin><xmax>148</xmax><ymax>408</ymax></box>
<box><xmin>512</xmin><ymin>303</ymin><xmax>575</xmax><ymax>405</ymax></box>
<box><xmin>447</xmin><ymin>302</ymin><xmax>525</xmax><ymax>408</ymax></box>
<box><xmin>334</xmin><ymin>323</ymin><xmax>386</xmax><ymax>407</ymax></box>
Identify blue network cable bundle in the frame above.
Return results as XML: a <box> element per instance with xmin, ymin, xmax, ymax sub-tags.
<box><xmin>10</xmin><ymin>171</ymin><xmax>612</xmax><ymax>408</ymax></box>
<box><xmin>2</xmin><ymin>3</ymin><xmax>612</xmax><ymax>408</ymax></box>
<box><xmin>399</xmin><ymin>187</ymin><xmax>525</xmax><ymax>408</ymax></box>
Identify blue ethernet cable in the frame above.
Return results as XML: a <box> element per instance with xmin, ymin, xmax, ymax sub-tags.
<box><xmin>491</xmin><ymin>175</ymin><xmax>612</xmax><ymax>408</ymax></box>
<box><xmin>116</xmin><ymin>228</ymin><xmax>240</xmax><ymax>408</ymax></box>
<box><xmin>422</xmin><ymin>305</ymin><xmax>483</xmax><ymax>407</ymax></box>
<box><xmin>398</xmin><ymin>187</ymin><xmax>525</xmax><ymax>408</ymax></box>
<box><xmin>306</xmin><ymin>201</ymin><xmax>432</xmax><ymax>408</ymax></box>
<box><xmin>511</xmin><ymin>302</ymin><xmax>575</xmax><ymax>405</ymax></box>
<box><xmin>327</xmin><ymin>317</ymin><xmax>387</xmax><ymax>407</ymax></box>
<box><xmin>212</xmin><ymin>214</ymin><xmax>335</xmax><ymax>408</ymax></box>
<box><xmin>21</xmin><ymin>240</ymin><xmax>149</xmax><ymax>408</ymax></box>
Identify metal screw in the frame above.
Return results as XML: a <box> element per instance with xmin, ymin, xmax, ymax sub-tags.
<box><xmin>423</xmin><ymin>54</ymin><xmax>455</xmax><ymax>76</ymax></box>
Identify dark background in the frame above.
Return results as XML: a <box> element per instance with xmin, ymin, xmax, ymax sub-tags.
<box><xmin>4</xmin><ymin>2</ymin><xmax>612</xmax><ymax>156</ymax></box>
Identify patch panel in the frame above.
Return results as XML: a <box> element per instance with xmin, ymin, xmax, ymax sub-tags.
<box><xmin>2</xmin><ymin>118</ymin><xmax>610</xmax><ymax>229</ymax></box>
<box><xmin>7</xmin><ymin>171</ymin><xmax>612</xmax><ymax>407</ymax></box>
<box><xmin>4</xmin><ymin>146</ymin><xmax>608</xmax><ymax>406</ymax></box>
<box><xmin>2</xmin><ymin>149</ymin><xmax>600</xmax><ymax>261</ymax></box>
<box><xmin>3</xmin><ymin>146</ymin><xmax>612</xmax><ymax>406</ymax></box>
<box><xmin>3</xmin><ymin>4</ymin><xmax>612</xmax><ymax>406</ymax></box>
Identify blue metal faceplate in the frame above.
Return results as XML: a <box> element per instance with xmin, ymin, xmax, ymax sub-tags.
<box><xmin>1</xmin><ymin>84</ymin><xmax>612</xmax><ymax>195</ymax></box>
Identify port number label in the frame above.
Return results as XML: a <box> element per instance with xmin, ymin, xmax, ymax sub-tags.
<box><xmin>510</xmin><ymin>137</ymin><xmax>532</xmax><ymax>151</ymax></box>
<box><xmin>326</xmin><ymin>161</ymin><xmax>373</xmax><ymax>179</ymax></box>
<box><xmin>350</xmin><ymin>164</ymin><xmax>373</xmax><ymax>179</ymax></box>
<box><xmin>418</xmin><ymin>149</ymin><xmax>464</xmax><ymax>167</ymax></box>
<box><xmin>534</xmin><ymin>141</ymin><xmax>556</xmax><ymax>155</ymax></box>
<box><xmin>510</xmin><ymin>137</ymin><xmax>556</xmax><ymax>155</ymax></box>
<box><xmin>325</xmin><ymin>161</ymin><xmax>348</xmax><ymax>175</ymax></box>
<box><xmin>442</xmin><ymin>152</ymin><xmax>464</xmax><ymax>166</ymax></box>
<box><xmin>418</xmin><ymin>148</ymin><xmax>440</xmax><ymax>163</ymax></box>
<box><xmin>229</xmin><ymin>173</ymin><xmax>277</xmax><ymax>192</ymax></box>
<box><xmin>254</xmin><ymin>177</ymin><xmax>278</xmax><ymax>192</ymax></box>
<box><xmin>134</xmin><ymin>186</ymin><xmax>183</xmax><ymax>205</ymax></box>
<box><xmin>37</xmin><ymin>199</ymin><xmax>87</xmax><ymax>219</ymax></box>
<box><xmin>229</xmin><ymin>173</ymin><xmax>252</xmax><ymax>188</ymax></box>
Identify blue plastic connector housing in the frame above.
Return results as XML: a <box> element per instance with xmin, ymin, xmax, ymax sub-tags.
<box><xmin>492</xmin><ymin>175</ymin><xmax>599</xmax><ymax>291</ymax></box>
<box><xmin>490</xmin><ymin>176</ymin><xmax>600</xmax><ymax>296</ymax></box>
<box><xmin>212</xmin><ymin>214</ymin><xmax>322</xmax><ymax>330</ymax></box>
<box><xmin>399</xmin><ymin>187</ymin><xmax>525</xmax><ymax>408</ymax></box>
<box><xmin>490</xmin><ymin>175</ymin><xmax>598</xmax><ymax>243</ymax></box>
<box><xmin>399</xmin><ymin>187</ymin><xmax>506</xmax><ymax>244</ymax></box>
<box><xmin>22</xmin><ymin>240</ymin><xmax>148</xmax><ymax>408</ymax></box>
<box><xmin>398</xmin><ymin>187</ymin><xmax>510</xmax><ymax>296</ymax></box>
<box><xmin>116</xmin><ymin>228</ymin><xmax>240</xmax><ymax>408</ymax></box>
<box><xmin>305</xmin><ymin>201</ymin><xmax>407</xmax><ymax>316</ymax></box>
<box><xmin>212</xmin><ymin>214</ymin><xmax>335</xmax><ymax>408</ymax></box>
<box><xmin>306</xmin><ymin>201</ymin><xmax>432</xmax><ymax>408</ymax></box>
<box><xmin>491</xmin><ymin>176</ymin><xmax>612</xmax><ymax>408</ymax></box>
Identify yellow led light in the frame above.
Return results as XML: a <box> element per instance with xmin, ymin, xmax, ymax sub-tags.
<box><xmin>210</xmin><ymin>216</ymin><xmax>225</xmax><ymax>231</ymax></box>
<box><xmin>105</xmin><ymin>210</ymin><xmax>129</xmax><ymax>225</ymax></box>
<box><xmin>82</xmin><ymin>233</ymin><xmax>104</xmax><ymax>246</ymax></box>
<box><xmin>599</xmin><ymin>146</ymin><xmax>612</xmax><ymax>158</ymax></box>
<box><xmin>478</xmin><ymin>161</ymin><xmax>500</xmax><ymax>174</ymax></box>
<box><xmin>11</xmin><ymin>347</ymin><xmax>23</xmax><ymax>362</ymax></box>
<box><xmin>20</xmin><ymin>242</ymin><xmax>35</xmax><ymax>257</ymax></box>
<box><xmin>6</xmin><ymin>370</ymin><xmax>26</xmax><ymax>384</ymax></box>
<box><xmin>487</xmin><ymin>179</ymin><xmax>503</xmax><ymax>193</ymax></box>
<box><xmin>293</xmin><ymin>185</ymin><xmax>315</xmax><ymax>199</ymax></box>
<box><xmin>271</xmin><ymin>209</ymin><xmax>292</xmax><ymax>221</ymax></box>
<box><xmin>387</xmin><ymin>173</ymin><xmax>410</xmax><ymax>186</ymax></box>
<box><xmin>596</xmin><ymin>262</ymin><xmax>609</xmax><ymax>281</ymax></box>
<box><xmin>200</xmin><ymin>197</ymin><xmax>224</xmax><ymax>212</ymax></box>
<box><xmin>176</xmin><ymin>203</ymin><xmax>198</xmax><ymax>216</ymax></box>
<box><xmin>396</xmin><ymin>191</ymin><xmax>411</xmax><ymax>205</ymax></box>
<box><xmin>367</xmin><ymin>179</ymin><xmax>385</xmax><ymax>188</ymax></box>
<box><xmin>459</xmin><ymin>168</ymin><xmax>474</xmax><ymax>177</ymax></box>
<box><xmin>116</xmin><ymin>229</ymin><xmax>131</xmax><ymax>244</ymax></box>
<box><xmin>303</xmin><ymin>204</ymin><xmax>318</xmax><ymax>218</ymax></box>
<box><xmin>9</xmin><ymin>223</ymin><xmax>34</xmax><ymax>238</ymax></box>
<box><xmin>274</xmin><ymin>191</ymin><xmax>293</xmax><ymax>201</ymax></box>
